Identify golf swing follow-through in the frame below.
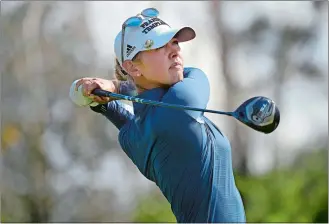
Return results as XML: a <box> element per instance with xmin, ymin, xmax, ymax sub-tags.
<box><xmin>70</xmin><ymin>7</ymin><xmax>280</xmax><ymax>223</ymax></box>
<box><xmin>92</xmin><ymin>89</ymin><xmax>280</xmax><ymax>134</ymax></box>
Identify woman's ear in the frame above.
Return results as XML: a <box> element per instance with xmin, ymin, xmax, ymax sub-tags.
<box><xmin>122</xmin><ymin>60</ymin><xmax>142</xmax><ymax>78</ymax></box>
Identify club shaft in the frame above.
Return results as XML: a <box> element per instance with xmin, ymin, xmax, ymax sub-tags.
<box><xmin>92</xmin><ymin>89</ymin><xmax>233</xmax><ymax>116</ymax></box>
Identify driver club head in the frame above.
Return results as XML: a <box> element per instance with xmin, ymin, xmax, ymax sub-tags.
<box><xmin>233</xmin><ymin>96</ymin><xmax>280</xmax><ymax>134</ymax></box>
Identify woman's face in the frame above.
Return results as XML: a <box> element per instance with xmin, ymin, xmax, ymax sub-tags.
<box><xmin>132</xmin><ymin>38</ymin><xmax>184</xmax><ymax>88</ymax></box>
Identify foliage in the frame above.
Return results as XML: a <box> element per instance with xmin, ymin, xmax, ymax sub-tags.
<box><xmin>133</xmin><ymin>193</ymin><xmax>177</xmax><ymax>223</ymax></box>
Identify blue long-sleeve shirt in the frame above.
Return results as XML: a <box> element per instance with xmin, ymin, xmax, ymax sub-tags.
<box><xmin>91</xmin><ymin>67</ymin><xmax>246</xmax><ymax>223</ymax></box>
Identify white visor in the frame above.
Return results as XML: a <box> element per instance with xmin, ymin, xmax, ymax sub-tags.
<box><xmin>114</xmin><ymin>16</ymin><xmax>196</xmax><ymax>66</ymax></box>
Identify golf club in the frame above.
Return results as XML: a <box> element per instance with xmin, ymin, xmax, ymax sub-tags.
<box><xmin>92</xmin><ymin>89</ymin><xmax>280</xmax><ymax>134</ymax></box>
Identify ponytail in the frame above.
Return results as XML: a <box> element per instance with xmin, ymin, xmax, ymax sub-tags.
<box><xmin>113</xmin><ymin>58</ymin><xmax>138</xmax><ymax>95</ymax></box>
<box><xmin>114</xmin><ymin>58</ymin><xmax>129</xmax><ymax>81</ymax></box>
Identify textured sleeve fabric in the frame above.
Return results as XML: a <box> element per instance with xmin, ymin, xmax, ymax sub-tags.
<box><xmin>91</xmin><ymin>101</ymin><xmax>136</xmax><ymax>161</ymax></box>
<box><xmin>161</xmin><ymin>67</ymin><xmax>210</xmax><ymax>120</ymax></box>
<box><xmin>90</xmin><ymin>100</ymin><xmax>134</xmax><ymax>130</ymax></box>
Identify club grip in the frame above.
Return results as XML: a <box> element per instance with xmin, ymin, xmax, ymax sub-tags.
<box><xmin>92</xmin><ymin>89</ymin><xmax>112</xmax><ymax>97</ymax></box>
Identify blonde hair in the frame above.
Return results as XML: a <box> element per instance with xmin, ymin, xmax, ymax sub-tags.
<box><xmin>113</xmin><ymin>58</ymin><xmax>141</xmax><ymax>95</ymax></box>
<box><xmin>114</xmin><ymin>58</ymin><xmax>129</xmax><ymax>81</ymax></box>
<box><xmin>114</xmin><ymin>54</ymin><xmax>142</xmax><ymax>81</ymax></box>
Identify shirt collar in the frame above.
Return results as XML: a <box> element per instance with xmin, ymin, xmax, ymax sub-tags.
<box><xmin>133</xmin><ymin>87</ymin><xmax>166</xmax><ymax>114</ymax></box>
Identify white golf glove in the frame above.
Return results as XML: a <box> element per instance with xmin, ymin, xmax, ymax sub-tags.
<box><xmin>69</xmin><ymin>79</ymin><xmax>99</xmax><ymax>107</ymax></box>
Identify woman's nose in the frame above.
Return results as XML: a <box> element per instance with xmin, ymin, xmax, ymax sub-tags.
<box><xmin>167</xmin><ymin>42</ymin><xmax>179</xmax><ymax>59</ymax></box>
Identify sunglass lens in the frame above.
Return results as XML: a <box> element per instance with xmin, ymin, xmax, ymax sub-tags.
<box><xmin>142</xmin><ymin>8</ymin><xmax>159</xmax><ymax>17</ymax></box>
<box><xmin>126</xmin><ymin>17</ymin><xmax>142</xmax><ymax>26</ymax></box>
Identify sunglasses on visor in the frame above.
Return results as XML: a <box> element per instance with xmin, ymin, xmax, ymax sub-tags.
<box><xmin>121</xmin><ymin>8</ymin><xmax>159</xmax><ymax>64</ymax></box>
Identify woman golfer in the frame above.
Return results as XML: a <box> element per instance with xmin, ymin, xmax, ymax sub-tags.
<box><xmin>70</xmin><ymin>8</ymin><xmax>246</xmax><ymax>223</ymax></box>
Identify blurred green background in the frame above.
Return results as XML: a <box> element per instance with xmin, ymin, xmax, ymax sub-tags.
<box><xmin>1</xmin><ymin>1</ymin><xmax>328</xmax><ymax>223</ymax></box>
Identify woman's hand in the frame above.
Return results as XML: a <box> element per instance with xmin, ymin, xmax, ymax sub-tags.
<box><xmin>75</xmin><ymin>77</ymin><xmax>118</xmax><ymax>104</ymax></box>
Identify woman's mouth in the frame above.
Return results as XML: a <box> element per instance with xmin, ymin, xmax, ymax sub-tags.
<box><xmin>170</xmin><ymin>62</ymin><xmax>182</xmax><ymax>69</ymax></box>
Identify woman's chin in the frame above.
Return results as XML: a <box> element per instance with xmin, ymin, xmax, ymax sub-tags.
<box><xmin>170</xmin><ymin>74</ymin><xmax>184</xmax><ymax>85</ymax></box>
